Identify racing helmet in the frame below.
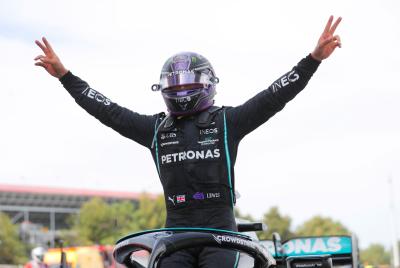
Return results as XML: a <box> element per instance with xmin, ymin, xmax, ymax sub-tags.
<box><xmin>31</xmin><ymin>246</ymin><xmax>46</xmax><ymax>262</ymax></box>
<box><xmin>152</xmin><ymin>52</ymin><xmax>219</xmax><ymax>115</ymax></box>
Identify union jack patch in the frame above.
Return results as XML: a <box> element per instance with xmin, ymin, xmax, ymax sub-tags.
<box><xmin>176</xmin><ymin>195</ymin><xmax>186</xmax><ymax>203</ymax></box>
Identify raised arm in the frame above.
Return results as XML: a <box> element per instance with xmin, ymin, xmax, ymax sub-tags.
<box><xmin>226</xmin><ymin>16</ymin><xmax>342</xmax><ymax>140</ymax></box>
<box><xmin>34</xmin><ymin>37</ymin><xmax>157</xmax><ymax>148</ymax></box>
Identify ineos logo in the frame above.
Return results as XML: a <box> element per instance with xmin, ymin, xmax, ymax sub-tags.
<box><xmin>200</xmin><ymin>128</ymin><xmax>218</xmax><ymax>135</ymax></box>
<box><xmin>81</xmin><ymin>86</ymin><xmax>111</xmax><ymax>106</ymax></box>
<box><xmin>271</xmin><ymin>70</ymin><xmax>300</xmax><ymax>93</ymax></box>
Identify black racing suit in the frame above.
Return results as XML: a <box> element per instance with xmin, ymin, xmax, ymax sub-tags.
<box><xmin>59</xmin><ymin>54</ymin><xmax>320</xmax><ymax>267</ymax></box>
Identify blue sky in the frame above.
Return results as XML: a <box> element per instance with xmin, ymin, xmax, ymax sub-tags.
<box><xmin>1</xmin><ymin>0</ymin><xmax>399</xmax><ymax>250</ymax></box>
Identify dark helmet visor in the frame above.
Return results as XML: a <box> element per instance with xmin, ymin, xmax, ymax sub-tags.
<box><xmin>159</xmin><ymin>72</ymin><xmax>215</xmax><ymax>91</ymax></box>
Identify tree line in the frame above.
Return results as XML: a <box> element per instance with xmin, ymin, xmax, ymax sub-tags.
<box><xmin>0</xmin><ymin>194</ymin><xmax>395</xmax><ymax>265</ymax></box>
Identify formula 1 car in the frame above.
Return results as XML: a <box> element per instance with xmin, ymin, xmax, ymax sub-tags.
<box><xmin>113</xmin><ymin>222</ymin><xmax>360</xmax><ymax>268</ymax></box>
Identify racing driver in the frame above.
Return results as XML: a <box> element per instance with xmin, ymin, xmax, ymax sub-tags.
<box><xmin>34</xmin><ymin>15</ymin><xmax>342</xmax><ymax>268</ymax></box>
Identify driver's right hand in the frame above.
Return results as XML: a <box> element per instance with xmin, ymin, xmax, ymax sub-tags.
<box><xmin>34</xmin><ymin>37</ymin><xmax>68</xmax><ymax>78</ymax></box>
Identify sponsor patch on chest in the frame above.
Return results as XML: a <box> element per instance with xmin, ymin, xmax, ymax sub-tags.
<box><xmin>161</xmin><ymin>149</ymin><xmax>220</xmax><ymax>164</ymax></box>
<box><xmin>160</xmin><ymin>141</ymin><xmax>179</xmax><ymax>147</ymax></box>
<box><xmin>161</xmin><ymin>132</ymin><xmax>177</xmax><ymax>140</ymax></box>
<box><xmin>197</xmin><ymin>138</ymin><xmax>219</xmax><ymax>146</ymax></box>
<box><xmin>199</xmin><ymin>127</ymin><xmax>218</xmax><ymax>135</ymax></box>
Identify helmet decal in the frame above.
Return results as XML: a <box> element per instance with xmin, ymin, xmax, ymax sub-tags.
<box><xmin>171</xmin><ymin>54</ymin><xmax>191</xmax><ymax>72</ymax></box>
